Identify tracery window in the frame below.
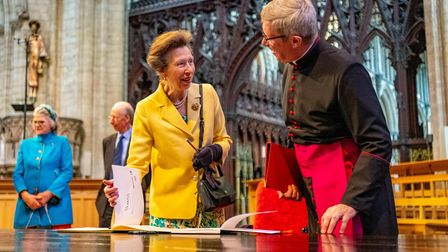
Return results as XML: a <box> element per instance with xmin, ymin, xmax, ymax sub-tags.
<box><xmin>250</xmin><ymin>47</ymin><xmax>281</xmax><ymax>88</ymax></box>
<box><xmin>363</xmin><ymin>36</ymin><xmax>398</xmax><ymax>140</ymax></box>
<box><xmin>315</xmin><ymin>0</ymin><xmax>428</xmax><ymax>162</ymax></box>
<box><xmin>416</xmin><ymin>51</ymin><xmax>431</xmax><ymax>137</ymax></box>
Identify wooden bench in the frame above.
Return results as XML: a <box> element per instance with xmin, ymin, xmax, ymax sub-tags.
<box><xmin>391</xmin><ymin>160</ymin><xmax>448</xmax><ymax>234</ymax></box>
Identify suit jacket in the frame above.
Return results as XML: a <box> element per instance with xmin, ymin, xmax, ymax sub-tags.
<box><xmin>127</xmin><ymin>83</ymin><xmax>232</xmax><ymax>219</ymax></box>
<box><xmin>95</xmin><ymin>132</ymin><xmax>151</xmax><ymax>227</ymax></box>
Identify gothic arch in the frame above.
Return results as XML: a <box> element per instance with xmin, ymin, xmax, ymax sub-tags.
<box><xmin>222</xmin><ymin>35</ymin><xmax>263</xmax><ymax>113</ymax></box>
<box><xmin>128</xmin><ymin>68</ymin><xmax>157</xmax><ymax>108</ymax></box>
<box><xmin>360</xmin><ymin>28</ymin><xmax>392</xmax><ymax>52</ymax></box>
<box><xmin>126</xmin><ymin>1</ymin><xmax>429</xmax><ymax>217</ymax></box>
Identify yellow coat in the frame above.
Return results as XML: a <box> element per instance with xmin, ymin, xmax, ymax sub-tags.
<box><xmin>127</xmin><ymin>83</ymin><xmax>232</xmax><ymax>219</ymax></box>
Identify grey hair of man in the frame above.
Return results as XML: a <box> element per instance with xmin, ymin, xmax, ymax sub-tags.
<box><xmin>34</xmin><ymin>104</ymin><xmax>57</xmax><ymax>131</ymax></box>
<box><xmin>260</xmin><ymin>0</ymin><xmax>318</xmax><ymax>43</ymax></box>
<box><xmin>112</xmin><ymin>101</ymin><xmax>134</xmax><ymax>125</ymax></box>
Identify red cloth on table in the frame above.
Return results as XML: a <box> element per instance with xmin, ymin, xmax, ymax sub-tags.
<box><xmin>253</xmin><ymin>181</ymin><xmax>308</xmax><ymax>233</ymax></box>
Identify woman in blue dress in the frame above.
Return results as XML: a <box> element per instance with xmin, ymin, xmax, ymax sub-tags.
<box><xmin>13</xmin><ymin>104</ymin><xmax>73</xmax><ymax>229</ymax></box>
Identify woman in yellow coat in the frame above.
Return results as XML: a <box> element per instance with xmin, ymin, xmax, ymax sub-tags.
<box><xmin>104</xmin><ymin>30</ymin><xmax>232</xmax><ymax>228</ymax></box>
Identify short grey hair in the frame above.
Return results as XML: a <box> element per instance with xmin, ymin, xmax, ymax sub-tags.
<box><xmin>112</xmin><ymin>101</ymin><xmax>134</xmax><ymax>125</ymax></box>
<box><xmin>34</xmin><ymin>104</ymin><xmax>57</xmax><ymax>131</ymax></box>
<box><xmin>260</xmin><ymin>0</ymin><xmax>318</xmax><ymax>42</ymax></box>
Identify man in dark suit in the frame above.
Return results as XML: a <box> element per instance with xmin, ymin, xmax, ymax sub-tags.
<box><xmin>95</xmin><ymin>101</ymin><xmax>150</xmax><ymax>228</ymax></box>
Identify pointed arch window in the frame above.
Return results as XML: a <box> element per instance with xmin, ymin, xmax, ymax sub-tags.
<box><xmin>363</xmin><ymin>36</ymin><xmax>398</xmax><ymax>142</ymax></box>
<box><xmin>250</xmin><ymin>47</ymin><xmax>282</xmax><ymax>89</ymax></box>
<box><xmin>416</xmin><ymin>51</ymin><xmax>431</xmax><ymax>136</ymax></box>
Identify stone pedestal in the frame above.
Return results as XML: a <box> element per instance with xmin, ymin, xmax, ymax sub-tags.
<box><xmin>0</xmin><ymin>115</ymin><xmax>84</xmax><ymax>178</ymax></box>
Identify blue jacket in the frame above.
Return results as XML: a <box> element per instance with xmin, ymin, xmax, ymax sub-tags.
<box><xmin>13</xmin><ymin>132</ymin><xmax>73</xmax><ymax>228</ymax></box>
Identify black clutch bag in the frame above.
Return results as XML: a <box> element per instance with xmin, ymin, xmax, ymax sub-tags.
<box><xmin>197</xmin><ymin>166</ymin><xmax>236</xmax><ymax>211</ymax></box>
<box><xmin>48</xmin><ymin>195</ymin><xmax>60</xmax><ymax>205</ymax></box>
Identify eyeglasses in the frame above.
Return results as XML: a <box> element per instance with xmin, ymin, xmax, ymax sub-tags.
<box><xmin>262</xmin><ymin>33</ymin><xmax>286</xmax><ymax>42</ymax></box>
<box><xmin>108</xmin><ymin>115</ymin><xmax>128</xmax><ymax>122</ymax></box>
<box><xmin>108</xmin><ymin>115</ymin><xmax>122</xmax><ymax>121</ymax></box>
<box><xmin>33</xmin><ymin>120</ymin><xmax>47</xmax><ymax>125</ymax></box>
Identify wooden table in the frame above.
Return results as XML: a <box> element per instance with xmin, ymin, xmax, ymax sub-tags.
<box><xmin>2</xmin><ymin>229</ymin><xmax>448</xmax><ymax>251</ymax></box>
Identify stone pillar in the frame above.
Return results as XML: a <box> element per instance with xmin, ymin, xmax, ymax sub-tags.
<box><xmin>424</xmin><ymin>0</ymin><xmax>448</xmax><ymax>159</ymax></box>
<box><xmin>0</xmin><ymin>0</ymin><xmax>128</xmax><ymax>178</ymax></box>
<box><xmin>56</xmin><ymin>0</ymin><xmax>128</xmax><ymax>178</ymax></box>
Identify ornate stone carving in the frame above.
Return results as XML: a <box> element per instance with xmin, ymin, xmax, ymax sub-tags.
<box><xmin>0</xmin><ymin>116</ymin><xmax>84</xmax><ymax>178</ymax></box>
<box><xmin>57</xmin><ymin>117</ymin><xmax>85</xmax><ymax>177</ymax></box>
<box><xmin>316</xmin><ymin>0</ymin><xmax>426</xmax><ymax>162</ymax></box>
<box><xmin>128</xmin><ymin>0</ymin><xmax>269</xmax><ymax>101</ymax></box>
<box><xmin>126</xmin><ymin>1</ymin><xmax>428</xmax><ymax>218</ymax></box>
<box><xmin>7</xmin><ymin>0</ymin><xmax>30</xmax><ymax>33</ymax></box>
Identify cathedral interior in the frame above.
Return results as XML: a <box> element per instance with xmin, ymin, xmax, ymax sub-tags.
<box><xmin>0</xmin><ymin>0</ymin><xmax>446</xmax><ymax>219</ymax></box>
<box><xmin>127</xmin><ymin>0</ymin><xmax>433</xmax><ymax>215</ymax></box>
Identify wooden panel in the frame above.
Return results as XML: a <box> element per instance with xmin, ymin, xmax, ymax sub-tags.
<box><xmin>391</xmin><ymin>160</ymin><xmax>448</xmax><ymax>176</ymax></box>
<box><xmin>71</xmin><ymin>190</ymin><xmax>99</xmax><ymax>228</ymax></box>
<box><xmin>243</xmin><ymin>179</ymin><xmax>263</xmax><ymax>224</ymax></box>
<box><xmin>391</xmin><ymin>160</ymin><xmax>448</xmax><ymax>234</ymax></box>
<box><xmin>0</xmin><ymin>194</ymin><xmax>17</xmax><ymax>229</ymax></box>
<box><xmin>0</xmin><ymin>179</ymin><xmax>102</xmax><ymax>230</ymax></box>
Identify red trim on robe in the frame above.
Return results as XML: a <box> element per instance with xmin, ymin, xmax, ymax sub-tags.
<box><xmin>361</xmin><ymin>151</ymin><xmax>390</xmax><ymax>164</ymax></box>
<box><xmin>295</xmin><ymin>138</ymin><xmax>363</xmax><ymax>235</ymax></box>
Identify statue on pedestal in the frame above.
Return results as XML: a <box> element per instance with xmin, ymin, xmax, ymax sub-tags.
<box><xmin>27</xmin><ymin>20</ymin><xmax>49</xmax><ymax>102</ymax></box>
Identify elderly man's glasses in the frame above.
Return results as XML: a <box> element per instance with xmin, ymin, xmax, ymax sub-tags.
<box><xmin>262</xmin><ymin>33</ymin><xmax>286</xmax><ymax>42</ymax></box>
<box><xmin>108</xmin><ymin>115</ymin><xmax>122</xmax><ymax>121</ymax></box>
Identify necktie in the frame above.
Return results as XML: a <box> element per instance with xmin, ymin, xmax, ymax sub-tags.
<box><xmin>113</xmin><ymin>135</ymin><xmax>125</xmax><ymax>166</ymax></box>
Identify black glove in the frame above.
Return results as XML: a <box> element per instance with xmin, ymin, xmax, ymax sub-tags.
<box><xmin>192</xmin><ymin>144</ymin><xmax>223</xmax><ymax>170</ymax></box>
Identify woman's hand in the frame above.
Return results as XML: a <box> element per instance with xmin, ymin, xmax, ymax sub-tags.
<box><xmin>20</xmin><ymin>191</ymin><xmax>43</xmax><ymax>210</ymax></box>
<box><xmin>192</xmin><ymin>144</ymin><xmax>223</xmax><ymax>170</ymax></box>
<box><xmin>103</xmin><ymin>180</ymin><xmax>119</xmax><ymax>207</ymax></box>
<box><xmin>277</xmin><ymin>184</ymin><xmax>302</xmax><ymax>201</ymax></box>
<box><xmin>36</xmin><ymin>190</ymin><xmax>53</xmax><ymax>205</ymax></box>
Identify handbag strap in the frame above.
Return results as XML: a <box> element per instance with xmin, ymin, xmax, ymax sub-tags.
<box><xmin>197</xmin><ymin>84</ymin><xmax>224</xmax><ymax>177</ymax></box>
<box><xmin>199</xmin><ymin>84</ymin><xmax>204</xmax><ymax>149</ymax></box>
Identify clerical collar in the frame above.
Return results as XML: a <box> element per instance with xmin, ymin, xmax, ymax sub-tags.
<box><xmin>290</xmin><ymin>36</ymin><xmax>320</xmax><ymax>67</ymax></box>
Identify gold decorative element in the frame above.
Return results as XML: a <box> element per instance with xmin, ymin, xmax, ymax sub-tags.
<box><xmin>410</xmin><ymin>148</ymin><xmax>433</xmax><ymax>162</ymax></box>
<box><xmin>191</xmin><ymin>103</ymin><xmax>199</xmax><ymax>111</ymax></box>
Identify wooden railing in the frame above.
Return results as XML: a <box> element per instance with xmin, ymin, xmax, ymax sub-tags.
<box><xmin>390</xmin><ymin>160</ymin><xmax>448</xmax><ymax>234</ymax></box>
<box><xmin>0</xmin><ymin>179</ymin><xmax>150</xmax><ymax>230</ymax></box>
<box><xmin>0</xmin><ymin>179</ymin><xmax>101</xmax><ymax>229</ymax></box>
<box><xmin>244</xmin><ymin>160</ymin><xmax>448</xmax><ymax>235</ymax></box>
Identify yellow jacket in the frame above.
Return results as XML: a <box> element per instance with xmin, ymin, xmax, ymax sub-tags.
<box><xmin>127</xmin><ymin>83</ymin><xmax>232</xmax><ymax>219</ymax></box>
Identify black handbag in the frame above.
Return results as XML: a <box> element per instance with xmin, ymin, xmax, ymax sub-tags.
<box><xmin>196</xmin><ymin>84</ymin><xmax>236</xmax><ymax>211</ymax></box>
<box><xmin>198</xmin><ymin>166</ymin><xmax>236</xmax><ymax>211</ymax></box>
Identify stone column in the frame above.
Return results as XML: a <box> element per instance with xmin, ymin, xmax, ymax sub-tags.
<box><xmin>0</xmin><ymin>0</ymin><xmax>128</xmax><ymax>178</ymax></box>
<box><xmin>424</xmin><ymin>0</ymin><xmax>448</xmax><ymax>159</ymax></box>
<box><xmin>56</xmin><ymin>0</ymin><xmax>128</xmax><ymax>178</ymax></box>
